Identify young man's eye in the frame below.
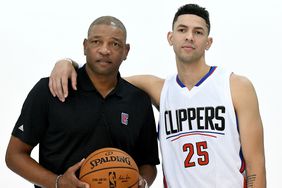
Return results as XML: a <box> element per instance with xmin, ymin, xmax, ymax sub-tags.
<box><xmin>178</xmin><ymin>28</ymin><xmax>186</xmax><ymax>33</ymax></box>
<box><xmin>195</xmin><ymin>31</ymin><xmax>203</xmax><ymax>35</ymax></box>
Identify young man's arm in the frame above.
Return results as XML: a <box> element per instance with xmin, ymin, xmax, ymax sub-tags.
<box><xmin>125</xmin><ymin>75</ymin><xmax>164</xmax><ymax>109</ymax></box>
<box><xmin>231</xmin><ymin>74</ymin><xmax>266</xmax><ymax>188</ymax></box>
<box><xmin>48</xmin><ymin>59</ymin><xmax>165</xmax><ymax>108</ymax></box>
<box><xmin>5</xmin><ymin>136</ymin><xmax>89</xmax><ymax>188</ymax></box>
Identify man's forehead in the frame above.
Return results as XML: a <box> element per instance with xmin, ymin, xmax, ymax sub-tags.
<box><xmin>90</xmin><ymin>23</ymin><xmax>121</xmax><ymax>30</ymax></box>
<box><xmin>88</xmin><ymin>25</ymin><xmax>125</xmax><ymax>41</ymax></box>
<box><xmin>89</xmin><ymin>24</ymin><xmax>124</xmax><ymax>35</ymax></box>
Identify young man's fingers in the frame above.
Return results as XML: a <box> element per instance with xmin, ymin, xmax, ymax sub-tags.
<box><xmin>48</xmin><ymin>78</ymin><xmax>56</xmax><ymax>97</ymax></box>
<box><xmin>55</xmin><ymin>77</ymin><xmax>65</xmax><ymax>102</ymax></box>
<box><xmin>71</xmin><ymin>71</ymin><xmax>77</xmax><ymax>91</ymax></box>
<box><xmin>61</xmin><ymin>75</ymin><xmax>69</xmax><ymax>98</ymax></box>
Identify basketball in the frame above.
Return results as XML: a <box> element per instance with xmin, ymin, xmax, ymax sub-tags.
<box><xmin>79</xmin><ymin>147</ymin><xmax>139</xmax><ymax>188</ymax></box>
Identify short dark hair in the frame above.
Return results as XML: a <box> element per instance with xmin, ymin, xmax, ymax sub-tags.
<box><xmin>88</xmin><ymin>16</ymin><xmax>127</xmax><ymax>40</ymax></box>
<box><xmin>172</xmin><ymin>4</ymin><xmax>210</xmax><ymax>34</ymax></box>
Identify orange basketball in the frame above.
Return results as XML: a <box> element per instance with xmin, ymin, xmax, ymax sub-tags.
<box><xmin>79</xmin><ymin>147</ymin><xmax>139</xmax><ymax>188</ymax></box>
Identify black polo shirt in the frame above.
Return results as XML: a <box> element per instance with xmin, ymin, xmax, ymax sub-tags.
<box><xmin>12</xmin><ymin>65</ymin><xmax>159</xmax><ymax>179</ymax></box>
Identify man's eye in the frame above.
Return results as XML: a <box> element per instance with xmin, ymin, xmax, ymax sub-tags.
<box><xmin>113</xmin><ymin>42</ymin><xmax>121</xmax><ymax>47</ymax></box>
<box><xmin>91</xmin><ymin>40</ymin><xmax>99</xmax><ymax>44</ymax></box>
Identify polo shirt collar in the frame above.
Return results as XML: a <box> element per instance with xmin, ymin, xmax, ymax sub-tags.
<box><xmin>77</xmin><ymin>64</ymin><xmax>123</xmax><ymax>98</ymax></box>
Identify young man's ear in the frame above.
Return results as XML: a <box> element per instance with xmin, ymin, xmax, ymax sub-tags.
<box><xmin>205</xmin><ymin>37</ymin><xmax>213</xmax><ymax>50</ymax></box>
<box><xmin>167</xmin><ymin>31</ymin><xmax>173</xmax><ymax>46</ymax></box>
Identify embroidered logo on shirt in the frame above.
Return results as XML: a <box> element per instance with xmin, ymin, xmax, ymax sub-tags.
<box><xmin>121</xmin><ymin>112</ymin><xmax>129</xmax><ymax>125</ymax></box>
<box><xmin>18</xmin><ymin>124</ymin><xmax>24</xmax><ymax>132</ymax></box>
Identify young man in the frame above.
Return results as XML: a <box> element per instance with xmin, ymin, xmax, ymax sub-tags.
<box><xmin>6</xmin><ymin>16</ymin><xmax>159</xmax><ymax>188</ymax></box>
<box><xmin>48</xmin><ymin>4</ymin><xmax>266</xmax><ymax>188</ymax></box>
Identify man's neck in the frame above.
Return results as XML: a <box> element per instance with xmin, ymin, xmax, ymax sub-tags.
<box><xmin>176</xmin><ymin>60</ymin><xmax>210</xmax><ymax>90</ymax></box>
<box><xmin>86</xmin><ymin>67</ymin><xmax>118</xmax><ymax>98</ymax></box>
<box><xmin>93</xmin><ymin>77</ymin><xmax>117</xmax><ymax>98</ymax></box>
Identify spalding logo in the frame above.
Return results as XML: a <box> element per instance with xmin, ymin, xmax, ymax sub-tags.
<box><xmin>90</xmin><ymin>152</ymin><xmax>131</xmax><ymax>169</ymax></box>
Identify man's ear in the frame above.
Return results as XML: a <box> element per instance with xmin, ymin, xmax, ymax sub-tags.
<box><xmin>83</xmin><ymin>39</ymin><xmax>88</xmax><ymax>55</ymax></box>
<box><xmin>205</xmin><ymin>37</ymin><xmax>213</xmax><ymax>50</ymax></box>
<box><xmin>167</xmin><ymin>31</ymin><xmax>173</xmax><ymax>46</ymax></box>
<box><xmin>123</xmin><ymin>43</ymin><xmax>130</xmax><ymax>60</ymax></box>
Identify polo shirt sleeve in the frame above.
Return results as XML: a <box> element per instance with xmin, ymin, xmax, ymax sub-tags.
<box><xmin>12</xmin><ymin>78</ymin><xmax>50</xmax><ymax>147</ymax></box>
<box><xmin>134</xmin><ymin>94</ymin><xmax>160</xmax><ymax>166</ymax></box>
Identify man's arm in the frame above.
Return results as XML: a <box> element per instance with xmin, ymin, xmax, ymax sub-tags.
<box><xmin>48</xmin><ymin>59</ymin><xmax>165</xmax><ymax>108</ymax></box>
<box><xmin>5</xmin><ymin>136</ymin><xmax>89</xmax><ymax>188</ymax></box>
<box><xmin>139</xmin><ymin>164</ymin><xmax>157</xmax><ymax>187</ymax></box>
<box><xmin>231</xmin><ymin>74</ymin><xmax>266</xmax><ymax>188</ymax></box>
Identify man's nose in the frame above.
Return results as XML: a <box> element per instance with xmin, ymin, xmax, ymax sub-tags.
<box><xmin>185</xmin><ymin>32</ymin><xmax>194</xmax><ymax>42</ymax></box>
<box><xmin>98</xmin><ymin>44</ymin><xmax>110</xmax><ymax>55</ymax></box>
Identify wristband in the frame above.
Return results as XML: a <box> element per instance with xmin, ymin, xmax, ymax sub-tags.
<box><xmin>55</xmin><ymin>174</ymin><xmax>63</xmax><ymax>188</ymax></box>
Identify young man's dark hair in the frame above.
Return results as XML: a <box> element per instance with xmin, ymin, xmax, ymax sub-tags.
<box><xmin>172</xmin><ymin>4</ymin><xmax>211</xmax><ymax>34</ymax></box>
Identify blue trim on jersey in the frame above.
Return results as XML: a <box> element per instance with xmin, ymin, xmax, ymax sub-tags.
<box><xmin>235</xmin><ymin>111</ymin><xmax>246</xmax><ymax>173</ymax></box>
<box><xmin>176</xmin><ymin>75</ymin><xmax>186</xmax><ymax>87</ymax></box>
<box><xmin>196</xmin><ymin>66</ymin><xmax>217</xmax><ymax>86</ymax></box>
<box><xmin>157</xmin><ymin>122</ymin><xmax>160</xmax><ymax>140</ymax></box>
<box><xmin>176</xmin><ymin>66</ymin><xmax>217</xmax><ymax>88</ymax></box>
<box><xmin>235</xmin><ymin>111</ymin><xmax>240</xmax><ymax>132</ymax></box>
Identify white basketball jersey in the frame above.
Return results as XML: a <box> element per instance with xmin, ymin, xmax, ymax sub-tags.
<box><xmin>159</xmin><ymin>67</ymin><xmax>245</xmax><ymax>188</ymax></box>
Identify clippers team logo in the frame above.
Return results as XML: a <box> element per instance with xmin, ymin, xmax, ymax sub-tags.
<box><xmin>121</xmin><ymin>112</ymin><xmax>129</xmax><ymax>125</ymax></box>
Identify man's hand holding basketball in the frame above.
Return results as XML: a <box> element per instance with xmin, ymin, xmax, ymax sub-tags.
<box><xmin>57</xmin><ymin>159</ymin><xmax>89</xmax><ymax>188</ymax></box>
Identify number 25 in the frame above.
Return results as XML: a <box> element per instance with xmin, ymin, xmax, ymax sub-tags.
<box><xmin>183</xmin><ymin>141</ymin><xmax>209</xmax><ymax>168</ymax></box>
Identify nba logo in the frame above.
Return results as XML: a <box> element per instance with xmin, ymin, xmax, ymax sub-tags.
<box><xmin>121</xmin><ymin>112</ymin><xmax>129</xmax><ymax>125</ymax></box>
<box><xmin>109</xmin><ymin>172</ymin><xmax>116</xmax><ymax>188</ymax></box>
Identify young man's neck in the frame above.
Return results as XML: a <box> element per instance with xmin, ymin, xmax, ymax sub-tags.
<box><xmin>176</xmin><ymin>60</ymin><xmax>210</xmax><ymax>90</ymax></box>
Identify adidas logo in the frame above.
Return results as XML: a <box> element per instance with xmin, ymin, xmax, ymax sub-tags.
<box><xmin>18</xmin><ymin>124</ymin><xmax>24</xmax><ymax>132</ymax></box>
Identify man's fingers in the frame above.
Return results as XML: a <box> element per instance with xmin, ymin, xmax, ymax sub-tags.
<box><xmin>55</xmin><ymin>77</ymin><xmax>65</xmax><ymax>102</ymax></box>
<box><xmin>48</xmin><ymin>59</ymin><xmax>77</xmax><ymax>102</ymax></box>
<box><xmin>61</xmin><ymin>75</ymin><xmax>69</xmax><ymax>98</ymax></box>
<box><xmin>77</xmin><ymin>181</ymin><xmax>90</xmax><ymax>188</ymax></box>
<box><xmin>71</xmin><ymin>71</ymin><xmax>77</xmax><ymax>91</ymax></box>
<box><xmin>69</xmin><ymin>158</ymin><xmax>85</xmax><ymax>172</ymax></box>
<box><xmin>48</xmin><ymin>77</ymin><xmax>56</xmax><ymax>97</ymax></box>
<box><xmin>74</xmin><ymin>159</ymin><xmax>89</xmax><ymax>188</ymax></box>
